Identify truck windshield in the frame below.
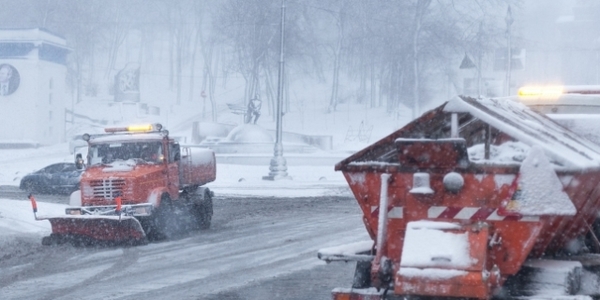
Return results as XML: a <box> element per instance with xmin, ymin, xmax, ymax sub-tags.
<box><xmin>88</xmin><ymin>141</ymin><xmax>163</xmax><ymax>166</ymax></box>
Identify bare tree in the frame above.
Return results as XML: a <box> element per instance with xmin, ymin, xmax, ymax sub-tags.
<box><xmin>196</xmin><ymin>0</ymin><xmax>221</xmax><ymax>122</ymax></box>
<box><xmin>0</xmin><ymin>0</ymin><xmax>521</xmax><ymax>124</ymax></box>
<box><xmin>216</xmin><ymin>0</ymin><xmax>280</xmax><ymax>107</ymax></box>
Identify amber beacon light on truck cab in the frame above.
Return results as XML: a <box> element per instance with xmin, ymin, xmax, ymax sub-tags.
<box><xmin>517</xmin><ymin>84</ymin><xmax>600</xmax><ymax>114</ymax></box>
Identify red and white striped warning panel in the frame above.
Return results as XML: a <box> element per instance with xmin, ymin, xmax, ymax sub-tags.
<box><xmin>427</xmin><ymin>206</ymin><xmax>539</xmax><ymax>222</ymax></box>
<box><xmin>368</xmin><ymin>206</ymin><xmax>539</xmax><ymax>221</ymax></box>
<box><xmin>371</xmin><ymin>206</ymin><xmax>403</xmax><ymax>219</ymax></box>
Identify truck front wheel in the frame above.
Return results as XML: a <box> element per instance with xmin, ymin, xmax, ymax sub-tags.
<box><xmin>148</xmin><ymin>194</ymin><xmax>176</xmax><ymax>241</ymax></box>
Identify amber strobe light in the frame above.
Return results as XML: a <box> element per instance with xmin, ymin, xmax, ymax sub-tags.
<box><xmin>104</xmin><ymin>123</ymin><xmax>162</xmax><ymax>133</ymax></box>
<box><xmin>517</xmin><ymin>85</ymin><xmax>563</xmax><ymax>100</ymax></box>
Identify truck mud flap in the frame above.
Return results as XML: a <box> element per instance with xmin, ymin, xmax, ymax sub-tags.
<box><xmin>44</xmin><ymin>215</ymin><xmax>147</xmax><ymax>245</ymax></box>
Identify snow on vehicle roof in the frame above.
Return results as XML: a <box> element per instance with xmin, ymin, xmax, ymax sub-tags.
<box><xmin>505</xmin><ymin>145</ymin><xmax>576</xmax><ymax>216</ymax></box>
<box><xmin>90</xmin><ymin>132</ymin><xmax>166</xmax><ymax>143</ymax></box>
<box><xmin>337</xmin><ymin>95</ymin><xmax>600</xmax><ymax>171</ymax></box>
<box><xmin>549</xmin><ymin>113</ymin><xmax>600</xmax><ymax>145</ymax></box>
<box><xmin>444</xmin><ymin>96</ymin><xmax>600</xmax><ymax>170</ymax></box>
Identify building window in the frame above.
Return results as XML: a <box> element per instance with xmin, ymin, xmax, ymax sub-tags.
<box><xmin>49</xmin><ymin>111</ymin><xmax>52</xmax><ymax>121</ymax></box>
<box><xmin>49</xmin><ymin>78</ymin><xmax>53</xmax><ymax>90</ymax></box>
<box><xmin>49</xmin><ymin>126</ymin><xmax>53</xmax><ymax>135</ymax></box>
<box><xmin>49</xmin><ymin>93</ymin><xmax>52</xmax><ymax>104</ymax></box>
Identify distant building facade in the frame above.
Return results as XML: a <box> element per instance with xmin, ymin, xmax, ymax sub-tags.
<box><xmin>457</xmin><ymin>3</ymin><xmax>600</xmax><ymax>99</ymax></box>
<box><xmin>556</xmin><ymin>5</ymin><xmax>600</xmax><ymax>85</ymax></box>
<box><xmin>0</xmin><ymin>28</ymin><xmax>69</xmax><ymax>146</ymax></box>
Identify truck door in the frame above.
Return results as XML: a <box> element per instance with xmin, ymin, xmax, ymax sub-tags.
<box><xmin>166</xmin><ymin>142</ymin><xmax>180</xmax><ymax>197</ymax></box>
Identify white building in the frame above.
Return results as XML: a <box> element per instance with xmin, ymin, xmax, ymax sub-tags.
<box><xmin>0</xmin><ymin>28</ymin><xmax>69</xmax><ymax>146</ymax></box>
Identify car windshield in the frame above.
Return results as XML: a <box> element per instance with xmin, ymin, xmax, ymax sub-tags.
<box><xmin>88</xmin><ymin>141</ymin><xmax>163</xmax><ymax>166</ymax></box>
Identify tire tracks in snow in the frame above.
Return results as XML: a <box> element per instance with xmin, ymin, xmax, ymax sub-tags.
<box><xmin>0</xmin><ymin>196</ymin><xmax>368</xmax><ymax>300</ymax></box>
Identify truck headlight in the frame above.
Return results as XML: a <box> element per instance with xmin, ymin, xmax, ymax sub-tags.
<box><xmin>66</xmin><ymin>208</ymin><xmax>82</xmax><ymax>215</ymax></box>
<box><xmin>134</xmin><ymin>206</ymin><xmax>151</xmax><ymax>215</ymax></box>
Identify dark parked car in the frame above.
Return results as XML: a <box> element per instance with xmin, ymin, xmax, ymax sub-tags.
<box><xmin>19</xmin><ymin>163</ymin><xmax>82</xmax><ymax>194</ymax></box>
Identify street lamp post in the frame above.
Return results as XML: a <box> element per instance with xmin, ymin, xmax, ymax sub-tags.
<box><xmin>505</xmin><ymin>5</ymin><xmax>514</xmax><ymax>96</ymax></box>
<box><xmin>459</xmin><ymin>52</ymin><xmax>476</xmax><ymax>95</ymax></box>
<box><xmin>201</xmin><ymin>90</ymin><xmax>207</xmax><ymax>120</ymax></box>
<box><xmin>476</xmin><ymin>22</ymin><xmax>483</xmax><ymax>98</ymax></box>
<box><xmin>263</xmin><ymin>0</ymin><xmax>290</xmax><ymax>181</ymax></box>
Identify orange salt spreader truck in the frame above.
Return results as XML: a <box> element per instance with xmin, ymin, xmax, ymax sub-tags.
<box><xmin>31</xmin><ymin>123</ymin><xmax>216</xmax><ymax>245</ymax></box>
<box><xmin>319</xmin><ymin>89</ymin><xmax>600</xmax><ymax>299</ymax></box>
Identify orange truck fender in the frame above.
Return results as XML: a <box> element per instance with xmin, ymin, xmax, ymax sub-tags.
<box><xmin>147</xmin><ymin>187</ymin><xmax>169</xmax><ymax>207</ymax></box>
<box><xmin>69</xmin><ymin>190</ymin><xmax>81</xmax><ymax>206</ymax></box>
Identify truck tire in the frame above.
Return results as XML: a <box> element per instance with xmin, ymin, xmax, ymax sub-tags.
<box><xmin>194</xmin><ymin>190</ymin><xmax>213</xmax><ymax>230</ymax></box>
<box><xmin>352</xmin><ymin>260</ymin><xmax>372</xmax><ymax>289</ymax></box>
<box><xmin>148</xmin><ymin>194</ymin><xmax>175</xmax><ymax>241</ymax></box>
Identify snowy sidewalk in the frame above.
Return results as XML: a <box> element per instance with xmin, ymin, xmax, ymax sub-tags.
<box><xmin>0</xmin><ymin>143</ymin><xmax>353</xmax><ymax>197</ymax></box>
<box><xmin>206</xmin><ymin>163</ymin><xmax>352</xmax><ymax>198</ymax></box>
<box><xmin>0</xmin><ymin>161</ymin><xmax>353</xmax><ymax>251</ymax></box>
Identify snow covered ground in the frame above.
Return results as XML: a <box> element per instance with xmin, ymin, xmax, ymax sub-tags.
<box><xmin>0</xmin><ymin>141</ymin><xmax>356</xmax><ymax>246</ymax></box>
<box><xmin>2</xmin><ymin>96</ymin><xmax>404</xmax><ymax>245</ymax></box>
<box><xmin>0</xmin><ymin>139</ymin><xmax>367</xmax><ymax>300</ymax></box>
<box><xmin>6</xmin><ymin>95</ymin><xmax>600</xmax><ymax>299</ymax></box>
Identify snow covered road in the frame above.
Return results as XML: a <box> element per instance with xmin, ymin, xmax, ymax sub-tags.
<box><xmin>0</xmin><ymin>143</ymin><xmax>367</xmax><ymax>299</ymax></box>
<box><xmin>0</xmin><ymin>196</ymin><xmax>368</xmax><ymax>300</ymax></box>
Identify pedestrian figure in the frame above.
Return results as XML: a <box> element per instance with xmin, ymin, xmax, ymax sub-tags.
<box><xmin>245</xmin><ymin>94</ymin><xmax>262</xmax><ymax>124</ymax></box>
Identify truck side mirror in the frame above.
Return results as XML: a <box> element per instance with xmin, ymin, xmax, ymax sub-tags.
<box><xmin>75</xmin><ymin>153</ymin><xmax>84</xmax><ymax>170</ymax></box>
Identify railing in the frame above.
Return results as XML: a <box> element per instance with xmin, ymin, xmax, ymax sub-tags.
<box><xmin>226</xmin><ymin>103</ymin><xmax>247</xmax><ymax>115</ymax></box>
<box><xmin>345</xmin><ymin>122</ymin><xmax>373</xmax><ymax>143</ymax></box>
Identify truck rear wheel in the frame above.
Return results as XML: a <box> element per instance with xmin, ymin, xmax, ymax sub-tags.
<box><xmin>194</xmin><ymin>190</ymin><xmax>213</xmax><ymax>230</ymax></box>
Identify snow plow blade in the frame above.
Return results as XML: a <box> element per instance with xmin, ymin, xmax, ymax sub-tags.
<box><xmin>42</xmin><ymin>215</ymin><xmax>147</xmax><ymax>245</ymax></box>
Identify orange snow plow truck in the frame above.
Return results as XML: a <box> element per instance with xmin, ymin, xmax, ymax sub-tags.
<box><xmin>320</xmin><ymin>91</ymin><xmax>600</xmax><ymax>299</ymax></box>
<box><xmin>33</xmin><ymin>123</ymin><xmax>216</xmax><ymax>245</ymax></box>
